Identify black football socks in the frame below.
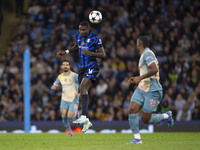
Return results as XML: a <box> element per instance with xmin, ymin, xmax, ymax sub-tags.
<box><xmin>81</xmin><ymin>94</ymin><xmax>89</xmax><ymax>117</ymax></box>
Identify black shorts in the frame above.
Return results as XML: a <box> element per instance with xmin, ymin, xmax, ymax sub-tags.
<box><xmin>78</xmin><ymin>66</ymin><xmax>99</xmax><ymax>84</ymax></box>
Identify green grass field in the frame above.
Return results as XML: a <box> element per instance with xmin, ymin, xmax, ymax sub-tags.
<box><xmin>0</xmin><ymin>133</ymin><xmax>200</xmax><ymax>150</ymax></box>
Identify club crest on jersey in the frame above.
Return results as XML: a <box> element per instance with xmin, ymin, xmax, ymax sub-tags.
<box><xmin>87</xmin><ymin>39</ymin><xmax>91</xmax><ymax>42</ymax></box>
<box><xmin>82</xmin><ymin>41</ymin><xmax>85</xmax><ymax>45</ymax></box>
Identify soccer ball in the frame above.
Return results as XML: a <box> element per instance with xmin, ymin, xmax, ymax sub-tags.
<box><xmin>89</xmin><ymin>10</ymin><xmax>102</xmax><ymax>24</ymax></box>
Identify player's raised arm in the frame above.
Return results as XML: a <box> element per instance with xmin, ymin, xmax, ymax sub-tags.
<box><xmin>82</xmin><ymin>47</ymin><xmax>106</xmax><ymax>58</ymax></box>
<box><xmin>57</xmin><ymin>44</ymin><xmax>79</xmax><ymax>57</ymax></box>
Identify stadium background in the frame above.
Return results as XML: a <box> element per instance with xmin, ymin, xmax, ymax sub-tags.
<box><xmin>0</xmin><ymin>0</ymin><xmax>200</xmax><ymax>131</ymax></box>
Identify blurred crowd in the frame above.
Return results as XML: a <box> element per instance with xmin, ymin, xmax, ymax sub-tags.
<box><xmin>0</xmin><ymin>0</ymin><xmax>200</xmax><ymax>122</ymax></box>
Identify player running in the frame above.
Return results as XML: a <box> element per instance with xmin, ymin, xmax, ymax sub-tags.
<box><xmin>127</xmin><ymin>36</ymin><xmax>174</xmax><ymax>144</ymax></box>
<box><xmin>51</xmin><ymin>60</ymin><xmax>79</xmax><ymax>137</ymax></box>
<box><xmin>57</xmin><ymin>21</ymin><xmax>106</xmax><ymax>133</ymax></box>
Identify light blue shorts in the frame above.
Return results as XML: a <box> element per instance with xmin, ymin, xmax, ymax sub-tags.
<box><xmin>131</xmin><ymin>88</ymin><xmax>163</xmax><ymax>113</ymax></box>
<box><xmin>60</xmin><ymin>96</ymin><xmax>79</xmax><ymax>117</ymax></box>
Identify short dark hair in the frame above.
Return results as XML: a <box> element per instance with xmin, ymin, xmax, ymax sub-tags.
<box><xmin>138</xmin><ymin>36</ymin><xmax>149</xmax><ymax>48</ymax></box>
<box><xmin>80</xmin><ymin>21</ymin><xmax>90</xmax><ymax>27</ymax></box>
<box><xmin>61</xmin><ymin>60</ymin><xmax>70</xmax><ymax>65</ymax></box>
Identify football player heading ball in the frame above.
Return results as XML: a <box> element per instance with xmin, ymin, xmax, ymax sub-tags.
<box><xmin>57</xmin><ymin>21</ymin><xmax>106</xmax><ymax>133</ymax></box>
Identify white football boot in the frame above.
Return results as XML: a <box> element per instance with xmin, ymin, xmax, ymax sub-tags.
<box><xmin>82</xmin><ymin>118</ymin><xmax>93</xmax><ymax>133</ymax></box>
<box><xmin>73</xmin><ymin>115</ymin><xmax>88</xmax><ymax>124</ymax></box>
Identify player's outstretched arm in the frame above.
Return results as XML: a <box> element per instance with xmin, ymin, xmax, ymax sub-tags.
<box><xmin>82</xmin><ymin>47</ymin><xmax>106</xmax><ymax>58</ymax></box>
<box><xmin>57</xmin><ymin>44</ymin><xmax>79</xmax><ymax>57</ymax></box>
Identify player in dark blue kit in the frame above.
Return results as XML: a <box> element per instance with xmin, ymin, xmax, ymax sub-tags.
<box><xmin>57</xmin><ymin>21</ymin><xmax>106</xmax><ymax>133</ymax></box>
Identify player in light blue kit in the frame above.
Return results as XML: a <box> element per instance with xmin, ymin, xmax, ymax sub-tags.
<box><xmin>127</xmin><ymin>36</ymin><xmax>174</xmax><ymax>144</ymax></box>
<box><xmin>51</xmin><ymin>60</ymin><xmax>79</xmax><ymax>137</ymax></box>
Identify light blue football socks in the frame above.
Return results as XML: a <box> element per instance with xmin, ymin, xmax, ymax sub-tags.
<box><xmin>148</xmin><ymin>114</ymin><xmax>164</xmax><ymax>124</ymax></box>
<box><xmin>128</xmin><ymin>112</ymin><xmax>172</xmax><ymax>144</ymax></box>
<box><xmin>128</xmin><ymin>114</ymin><xmax>139</xmax><ymax>134</ymax></box>
<box><xmin>62</xmin><ymin>115</ymin><xmax>72</xmax><ymax>134</ymax></box>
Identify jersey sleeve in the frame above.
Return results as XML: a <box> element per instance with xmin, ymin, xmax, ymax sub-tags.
<box><xmin>143</xmin><ymin>52</ymin><xmax>156</xmax><ymax>66</ymax></box>
<box><xmin>94</xmin><ymin>35</ymin><xmax>103</xmax><ymax>49</ymax></box>
<box><xmin>54</xmin><ymin>77</ymin><xmax>61</xmax><ymax>86</ymax></box>
<box><xmin>73</xmin><ymin>73</ymin><xmax>79</xmax><ymax>92</ymax></box>
<box><xmin>73</xmin><ymin>73</ymin><xmax>79</xmax><ymax>84</ymax></box>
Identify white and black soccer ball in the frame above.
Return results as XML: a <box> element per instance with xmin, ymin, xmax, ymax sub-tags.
<box><xmin>89</xmin><ymin>10</ymin><xmax>102</xmax><ymax>24</ymax></box>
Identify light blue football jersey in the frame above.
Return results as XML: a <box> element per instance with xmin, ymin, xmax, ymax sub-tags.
<box><xmin>138</xmin><ymin>48</ymin><xmax>162</xmax><ymax>92</ymax></box>
<box><xmin>54</xmin><ymin>71</ymin><xmax>79</xmax><ymax>102</ymax></box>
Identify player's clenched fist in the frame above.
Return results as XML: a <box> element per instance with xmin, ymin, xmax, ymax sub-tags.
<box><xmin>133</xmin><ymin>76</ymin><xmax>142</xmax><ymax>84</ymax></box>
<box><xmin>128</xmin><ymin>77</ymin><xmax>135</xmax><ymax>84</ymax></box>
<box><xmin>57</xmin><ymin>50</ymin><xmax>66</xmax><ymax>57</ymax></box>
<box><xmin>128</xmin><ymin>76</ymin><xmax>142</xmax><ymax>84</ymax></box>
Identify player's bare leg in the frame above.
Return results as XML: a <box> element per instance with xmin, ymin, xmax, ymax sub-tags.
<box><xmin>73</xmin><ymin>78</ymin><xmax>93</xmax><ymax>132</ymax></box>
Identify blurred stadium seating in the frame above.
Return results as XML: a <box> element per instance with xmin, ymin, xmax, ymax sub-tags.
<box><xmin>0</xmin><ymin>0</ymin><xmax>200</xmax><ymax>122</ymax></box>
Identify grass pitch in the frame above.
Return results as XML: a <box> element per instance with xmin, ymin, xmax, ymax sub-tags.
<box><xmin>0</xmin><ymin>132</ymin><xmax>200</xmax><ymax>150</ymax></box>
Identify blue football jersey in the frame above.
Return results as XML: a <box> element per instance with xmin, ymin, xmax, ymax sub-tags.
<box><xmin>75</xmin><ymin>31</ymin><xmax>103</xmax><ymax>69</ymax></box>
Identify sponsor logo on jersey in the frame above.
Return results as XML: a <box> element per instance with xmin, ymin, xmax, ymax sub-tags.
<box><xmin>79</xmin><ymin>46</ymin><xmax>89</xmax><ymax>49</ymax></box>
